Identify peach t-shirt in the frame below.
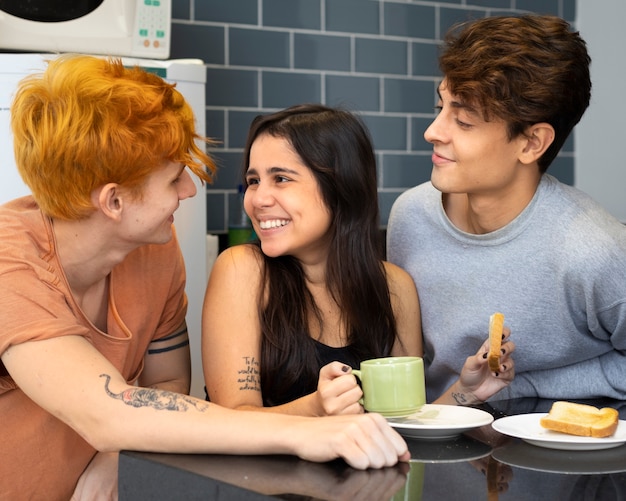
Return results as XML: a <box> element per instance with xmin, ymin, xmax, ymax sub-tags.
<box><xmin>0</xmin><ymin>197</ymin><xmax>188</xmax><ymax>500</ymax></box>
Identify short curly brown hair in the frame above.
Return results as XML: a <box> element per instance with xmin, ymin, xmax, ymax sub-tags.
<box><xmin>439</xmin><ymin>15</ymin><xmax>591</xmax><ymax>173</ymax></box>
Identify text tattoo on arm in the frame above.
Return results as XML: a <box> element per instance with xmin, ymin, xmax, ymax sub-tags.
<box><xmin>100</xmin><ymin>374</ymin><xmax>209</xmax><ymax>412</ymax></box>
<box><xmin>238</xmin><ymin>356</ymin><xmax>261</xmax><ymax>392</ymax></box>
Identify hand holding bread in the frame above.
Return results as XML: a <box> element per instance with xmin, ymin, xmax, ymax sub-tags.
<box><xmin>444</xmin><ymin>313</ymin><xmax>514</xmax><ymax>405</ymax></box>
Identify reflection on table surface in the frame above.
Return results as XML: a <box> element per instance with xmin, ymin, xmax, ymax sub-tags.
<box><xmin>118</xmin><ymin>398</ymin><xmax>626</xmax><ymax>501</ymax></box>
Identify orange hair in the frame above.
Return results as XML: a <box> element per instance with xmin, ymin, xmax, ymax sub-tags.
<box><xmin>11</xmin><ymin>54</ymin><xmax>215</xmax><ymax>219</ymax></box>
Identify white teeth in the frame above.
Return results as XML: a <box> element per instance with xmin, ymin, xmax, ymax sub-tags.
<box><xmin>259</xmin><ymin>219</ymin><xmax>289</xmax><ymax>229</ymax></box>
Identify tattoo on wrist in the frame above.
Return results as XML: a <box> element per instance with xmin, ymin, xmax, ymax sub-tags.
<box><xmin>100</xmin><ymin>374</ymin><xmax>208</xmax><ymax>412</ymax></box>
<box><xmin>238</xmin><ymin>356</ymin><xmax>261</xmax><ymax>392</ymax></box>
<box><xmin>451</xmin><ymin>392</ymin><xmax>469</xmax><ymax>405</ymax></box>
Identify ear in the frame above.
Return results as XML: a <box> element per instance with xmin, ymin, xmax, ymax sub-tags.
<box><xmin>91</xmin><ymin>183</ymin><xmax>124</xmax><ymax>221</ymax></box>
<box><xmin>519</xmin><ymin>123</ymin><xmax>555</xmax><ymax>165</ymax></box>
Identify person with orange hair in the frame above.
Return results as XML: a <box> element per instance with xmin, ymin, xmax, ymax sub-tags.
<box><xmin>0</xmin><ymin>54</ymin><xmax>408</xmax><ymax>501</ymax></box>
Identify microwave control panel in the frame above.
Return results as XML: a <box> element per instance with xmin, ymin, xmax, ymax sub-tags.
<box><xmin>133</xmin><ymin>0</ymin><xmax>171</xmax><ymax>59</ymax></box>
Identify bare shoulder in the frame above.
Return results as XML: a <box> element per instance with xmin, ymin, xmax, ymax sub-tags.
<box><xmin>212</xmin><ymin>244</ymin><xmax>263</xmax><ymax>275</ymax></box>
<box><xmin>208</xmin><ymin>244</ymin><xmax>264</xmax><ymax>291</ymax></box>
<box><xmin>382</xmin><ymin>261</ymin><xmax>418</xmax><ymax>297</ymax></box>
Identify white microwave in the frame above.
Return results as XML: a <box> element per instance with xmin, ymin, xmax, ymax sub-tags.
<box><xmin>0</xmin><ymin>0</ymin><xmax>171</xmax><ymax>59</ymax></box>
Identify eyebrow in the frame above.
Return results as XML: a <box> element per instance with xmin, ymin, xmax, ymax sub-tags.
<box><xmin>436</xmin><ymin>86</ymin><xmax>478</xmax><ymax>114</ymax></box>
<box><xmin>246</xmin><ymin>166</ymin><xmax>301</xmax><ymax>177</ymax></box>
<box><xmin>174</xmin><ymin>164</ymin><xmax>186</xmax><ymax>177</ymax></box>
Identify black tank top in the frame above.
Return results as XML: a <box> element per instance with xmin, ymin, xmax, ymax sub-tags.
<box><xmin>314</xmin><ymin>340</ymin><xmax>361</xmax><ymax>369</ymax></box>
<box><xmin>262</xmin><ymin>340</ymin><xmax>362</xmax><ymax>406</ymax></box>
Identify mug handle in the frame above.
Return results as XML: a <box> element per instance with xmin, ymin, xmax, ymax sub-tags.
<box><xmin>352</xmin><ymin>370</ymin><xmax>365</xmax><ymax>407</ymax></box>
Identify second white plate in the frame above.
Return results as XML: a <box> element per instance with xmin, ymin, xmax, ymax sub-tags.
<box><xmin>492</xmin><ymin>413</ymin><xmax>626</xmax><ymax>451</ymax></box>
<box><xmin>386</xmin><ymin>404</ymin><xmax>494</xmax><ymax>440</ymax></box>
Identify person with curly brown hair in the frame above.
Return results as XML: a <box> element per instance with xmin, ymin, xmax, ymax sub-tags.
<box><xmin>388</xmin><ymin>15</ymin><xmax>626</xmax><ymax>403</ymax></box>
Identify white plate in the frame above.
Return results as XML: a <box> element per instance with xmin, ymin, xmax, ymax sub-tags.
<box><xmin>386</xmin><ymin>404</ymin><xmax>494</xmax><ymax>440</ymax></box>
<box><xmin>492</xmin><ymin>413</ymin><xmax>626</xmax><ymax>451</ymax></box>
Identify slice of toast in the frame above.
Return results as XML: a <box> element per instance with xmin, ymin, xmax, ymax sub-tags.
<box><xmin>540</xmin><ymin>401</ymin><xmax>619</xmax><ymax>438</ymax></box>
<box><xmin>488</xmin><ymin>312</ymin><xmax>505</xmax><ymax>372</ymax></box>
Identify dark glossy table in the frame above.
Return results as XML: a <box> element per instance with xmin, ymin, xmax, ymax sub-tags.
<box><xmin>118</xmin><ymin>398</ymin><xmax>626</xmax><ymax>500</ymax></box>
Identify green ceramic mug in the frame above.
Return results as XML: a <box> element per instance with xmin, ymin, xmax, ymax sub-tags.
<box><xmin>352</xmin><ymin>356</ymin><xmax>426</xmax><ymax>417</ymax></box>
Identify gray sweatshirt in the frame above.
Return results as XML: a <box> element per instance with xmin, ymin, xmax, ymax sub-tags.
<box><xmin>387</xmin><ymin>175</ymin><xmax>626</xmax><ymax>402</ymax></box>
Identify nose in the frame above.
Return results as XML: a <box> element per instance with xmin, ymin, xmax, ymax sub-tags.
<box><xmin>246</xmin><ymin>182</ymin><xmax>274</xmax><ymax>210</ymax></box>
<box><xmin>178</xmin><ymin>169</ymin><xmax>197</xmax><ymax>200</ymax></box>
<box><xmin>424</xmin><ymin>112</ymin><xmax>444</xmax><ymax>145</ymax></box>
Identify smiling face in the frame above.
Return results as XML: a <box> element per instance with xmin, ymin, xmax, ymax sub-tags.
<box><xmin>425</xmin><ymin>79</ymin><xmax>528</xmax><ymax>198</ymax></box>
<box><xmin>120</xmin><ymin>160</ymin><xmax>197</xmax><ymax>246</ymax></box>
<box><xmin>244</xmin><ymin>134</ymin><xmax>333</xmax><ymax>263</ymax></box>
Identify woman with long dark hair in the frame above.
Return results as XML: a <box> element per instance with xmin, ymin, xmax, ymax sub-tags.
<box><xmin>202</xmin><ymin>104</ymin><xmax>514</xmax><ymax>415</ymax></box>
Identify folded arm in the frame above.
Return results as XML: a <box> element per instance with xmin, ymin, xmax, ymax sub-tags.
<box><xmin>2</xmin><ymin>333</ymin><xmax>409</xmax><ymax>469</ymax></box>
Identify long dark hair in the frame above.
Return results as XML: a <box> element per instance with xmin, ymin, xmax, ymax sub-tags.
<box><xmin>242</xmin><ymin>104</ymin><xmax>398</xmax><ymax>405</ymax></box>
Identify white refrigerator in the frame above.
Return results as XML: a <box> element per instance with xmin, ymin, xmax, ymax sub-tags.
<box><xmin>0</xmin><ymin>54</ymin><xmax>208</xmax><ymax>398</ymax></box>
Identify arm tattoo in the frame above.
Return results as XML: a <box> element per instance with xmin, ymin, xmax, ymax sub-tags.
<box><xmin>100</xmin><ymin>374</ymin><xmax>208</xmax><ymax>412</ymax></box>
<box><xmin>451</xmin><ymin>392</ymin><xmax>469</xmax><ymax>405</ymax></box>
<box><xmin>147</xmin><ymin>327</ymin><xmax>190</xmax><ymax>355</ymax></box>
<box><xmin>237</xmin><ymin>356</ymin><xmax>261</xmax><ymax>392</ymax></box>
<box><xmin>147</xmin><ymin>339</ymin><xmax>189</xmax><ymax>355</ymax></box>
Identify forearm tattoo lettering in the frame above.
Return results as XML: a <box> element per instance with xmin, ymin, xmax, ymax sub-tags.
<box><xmin>100</xmin><ymin>374</ymin><xmax>209</xmax><ymax>412</ymax></box>
<box><xmin>238</xmin><ymin>356</ymin><xmax>261</xmax><ymax>392</ymax></box>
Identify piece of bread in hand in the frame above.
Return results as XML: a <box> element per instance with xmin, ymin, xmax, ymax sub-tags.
<box><xmin>540</xmin><ymin>401</ymin><xmax>619</xmax><ymax>438</ymax></box>
<box><xmin>488</xmin><ymin>312</ymin><xmax>505</xmax><ymax>372</ymax></box>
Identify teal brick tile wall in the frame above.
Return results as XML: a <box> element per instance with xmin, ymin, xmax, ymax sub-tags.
<box><xmin>355</xmin><ymin>38</ymin><xmax>408</xmax><ymax>74</ymax></box>
<box><xmin>195</xmin><ymin>0</ymin><xmax>258</xmax><ymax>24</ymax></box>
<box><xmin>170</xmin><ymin>0</ymin><xmax>577</xmax><ymax>234</ymax></box>
<box><xmin>264</xmin><ymin>0</ymin><xmax>322</xmax><ymax>30</ymax></box>
<box><xmin>263</xmin><ymin>72</ymin><xmax>322</xmax><ymax>107</ymax></box>
<box><xmin>294</xmin><ymin>34</ymin><xmax>351</xmax><ymax>71</ymax></box>
<box><xmin>230</xmin><ymin>29</ymin><xmax>290</xmax><ymax>67</ymax></box>
<box><xmin>326</xmin><ymin>0</ymin><xmax>380</xmax><ymax>34</ymax></box>
<box><xmin>384</xmin><ymin>4</ymin><xmax>435</xmax><ymax>38</ymax></box>
<box><xmin>326</xmin><ymin>75</ymin><xmax>379</xmax><ymax>110</ymax></box>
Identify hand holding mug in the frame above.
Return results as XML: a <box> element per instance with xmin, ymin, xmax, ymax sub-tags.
<box><xmin>316</xmin><ymin>361</ymin><xmax>364</xmax><ymax>416</ymax></box>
